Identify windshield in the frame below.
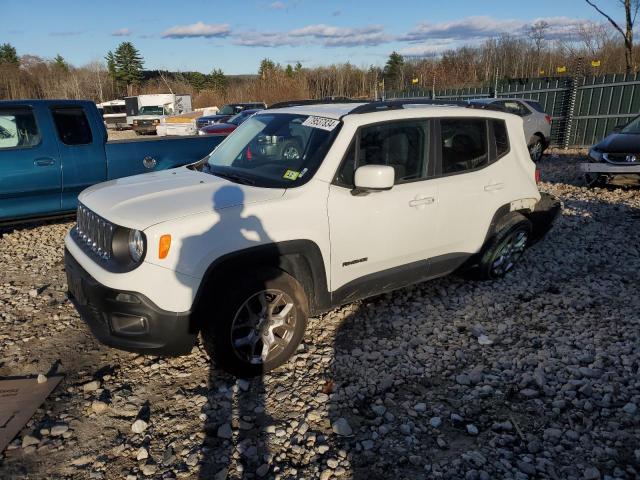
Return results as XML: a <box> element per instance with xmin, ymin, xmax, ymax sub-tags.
<box><xmin>139</xmin><ymin>106</ymin><xmax>165</xmax><ymax>116</ymax></box>
<box><xmin>228</xmin><ymin>111</ymin><xmax>253</xmax><ymax>125</ymax></box>
<box><xmin>219</xmin><ymin>105</ymin><xmax>237</xmax><ymax>115</ymax></box>
<box><xmin>621</xmin><ymin>116</ymin><xmax>640</xmax><ymax>134</ymax></box>
<box><xmin>206</xmin><ymin>113</ymin><xmax>341</xmax><ymax>188</ymax></box>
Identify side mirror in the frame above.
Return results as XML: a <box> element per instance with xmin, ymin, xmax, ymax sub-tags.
<box><xmin>353</xmin><ymin>165</ymin><xmax>395</xmax><ymax>195</ymax></box>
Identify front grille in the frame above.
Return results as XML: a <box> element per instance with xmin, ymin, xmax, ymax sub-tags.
<box><xmin>75</xmin><ymin>203</ymin><xmax>115</xmax><ymax>261</ymax></box>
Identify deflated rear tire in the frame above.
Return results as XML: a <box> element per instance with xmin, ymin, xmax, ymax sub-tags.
<box><xmin>201</xmin><ymin>268</ymin><xmax>308</xmax><ymax>377</ymax></box>
<box><xmin>477</xmin><ymin>213</ymin><xmax>532</xmax><ymax>280</ymax></box>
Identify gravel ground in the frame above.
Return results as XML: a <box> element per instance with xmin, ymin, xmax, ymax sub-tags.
<box><xmin>1</xmin><ymin>154</ymin><xmax>639</xmax><ymax>480</ymax></box>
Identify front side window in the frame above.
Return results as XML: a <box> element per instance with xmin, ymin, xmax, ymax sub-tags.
<box><xmin>139</xmin><ymin>106</ymin><xmax>164</xmax><ymax>116</ymax></box>
<box><xmin>205</xmin><ymin>113</ymin><xmax>340</xmax><ymax>188</ymax></box>
<box><xmin>0</xmin><ymin>107</ymin><xmax>40</xmax><ymax>149</ymax></box>
<box><xmin>440</xmin><ymin>118</ymin><xmax>488</xmax><ymax>174</ymax></box>
<box><xmin>52</xmin><ymin>107</ymin><xmax>92</xmax><ymax>145</ymax></box>
<box><xmin>335</xmin><ymin>120</ymin><xmax>428</xmax><ymax>187</ymax></box>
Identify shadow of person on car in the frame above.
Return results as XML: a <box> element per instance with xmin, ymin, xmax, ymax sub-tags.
<box><xmin>175</xmin><ymin>185</ymin><xmax>284</xmax><ymax>479</ymax></box>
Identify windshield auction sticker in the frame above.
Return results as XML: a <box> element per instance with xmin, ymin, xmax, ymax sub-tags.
<box><xmin>283</xmin><ymin>169</ymin><xmax>300</xmax><ymax>180</ymax></box>
<box><xmin>302</xmin><ymin>116</ymin><xmax>340</xmax><ymax>131</ymax></box>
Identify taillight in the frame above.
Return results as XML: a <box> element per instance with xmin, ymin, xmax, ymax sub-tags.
<box><xmin>545</xmin><ymin>114</ymin><xmax>552</xmax><ymax>125</ymax></box>
<box><xmin>535</xmin><ymin>169</ymin><xmax>541</xmax><ymax>183</ymax></box>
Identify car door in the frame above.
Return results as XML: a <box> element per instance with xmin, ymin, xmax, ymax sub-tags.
<box><xmin>430</xmin><ymin>117</ymin><xmax>510</xmax><ymax>269</ymax></box>
<box><xmin>0</xmin><ymin>104</ymin><xmax>62</xmax><ymax>221</ymax></box>
<box><xmin>328</xmin><ymin>119</ymin><xmax>439</xmax><ymax>296</ymax></box>
<box><xmin>50</xmin><ymin>106</ymin><xmax>107</xmax><ymax>211</ymax></box>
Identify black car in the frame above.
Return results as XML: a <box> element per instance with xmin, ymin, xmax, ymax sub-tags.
<box><xmin>196</xmin><ymin>102</ymin><xmax>266</xmax><ymax>129</ymax></box>
<box><xmin>582</xmin><ymin>115</ymin><xmax>640</xmax><ymax>186</ymax></box>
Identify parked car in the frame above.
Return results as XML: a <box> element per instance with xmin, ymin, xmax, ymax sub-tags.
<box><xmin>64</xmin><ymin>100</ymin><xmax>560</xmax><ymax>376</ymax></box>
<box><xmin>198</xmin><ymin>108</ymin><xmax>263</xmax><ymax>136</ymax></box>
<box><xmin>581</xmin><ymin>114</ymin><xmax>640</xmax><ymax>186</ymax></box>
<box><xmin>127</xmin><ymin>94</ymin><xmax>192</xmax><ymax>134</ymax></box>
<box><xmin>0</xmin><ymin>100</ymin><xmax>227</xmax><ymax>223</ymax></box>
<box><xmin>196</xmin><ymin>102</ymin><xmax>267</xmax><ymax>129</ymax></box>
<box><xmin>469</xmin><ymin>98</ymin><xmax>552</xmax><ymax>161</ymax></box>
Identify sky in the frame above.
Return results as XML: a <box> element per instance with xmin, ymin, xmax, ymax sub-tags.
<box><xmin>1</xmin><ymin>0</ymin><xmax>615</xmax><ymax>74</ymax></box>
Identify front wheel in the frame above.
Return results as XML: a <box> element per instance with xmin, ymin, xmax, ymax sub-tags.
<box><xmin>201</xmin><ymin>269</ymin><xmax>308</xmax><ymax>377</ymax></box>
<box><xmin>528</xmin><ymin>137</ymin><xmax>544</xmax><ymax>162</ymax></box>
<box><xmin>477</xmin><ymin>213</ymin><xmax>532</xmax><ymax>280</ymax></box>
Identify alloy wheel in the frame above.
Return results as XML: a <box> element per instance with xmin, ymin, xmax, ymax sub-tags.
<box><xmin>230</xmin><ymin>289</ymin><xmax>297</xmax><ymax>365</ymax></box>
<box><xmin>490</xmin><ymin>230</ymin><xmax>528</xmax><ymax>277</ymax></box>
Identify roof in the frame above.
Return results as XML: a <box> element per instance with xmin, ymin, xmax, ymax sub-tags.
<box><xmin>261</xmin><ymin>103</ymin><xmax>368</xmax><ymax>119</ymax></box>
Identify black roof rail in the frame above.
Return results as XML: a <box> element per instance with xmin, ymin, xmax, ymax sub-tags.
<box><xmin>267</xmin><ymin>97</ymin><xmax>365</xmax><ymax>110</ymax></box>
<box><xmin>348</xmin><ymin>98</ymin><xmax>470</xmax><ymax>115</ymax></box>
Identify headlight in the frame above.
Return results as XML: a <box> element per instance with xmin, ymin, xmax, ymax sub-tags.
<box><xmin>128</xmin><ymin>229</ymin><xmax>145</xmax><ymax>262</ymax></box>
<box><xmin>153</xmin><ymin>119</ymin><xmax>160</xmax><ymax>125</ymax></box>
<box><xmin>133</xmin><ymin>120</ymin><xmax>138</xmax><ymax>125</ymax></box>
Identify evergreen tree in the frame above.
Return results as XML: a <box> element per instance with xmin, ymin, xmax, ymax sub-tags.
<box><xmin>0</xmin><ymin>43</ymin><xmax>19</xmax><ymax>66</ymax></box>
<box><xmin>383</xmin><ymin>51</ymin><xmax>405</xmax><ymax>90</ymax></box>
<box><xmin>285</xmin><ymin>64</ymin><xmax>294</xmax><ymax>77</ymax></box>
<box><xmin>295</xmin><ymin>62</ymin><xmax>303</xmax><ymax>73</ymax></box>
<box><xmin>209</xmin><ymin>68</ymin><xmax>227</xmax><ymax>90</ymax></box>
<box><xmin>53</xmin><ymin>54</ymin><xmax>69</xmax><ymax>72</ymax></box>
<box><xmin>112</xmin><ymin>42</ymin><xmax>144</xmax><ymax>95</ymax></box>
<box><xmin>105</xmin><ymin>51</ymin><xmax>116</xmax><ymax>78</ymax></box>
<box><xmin>258</xmin><ymin>58</ymin><xmax>277</xmax><ymax>79</ymax></box>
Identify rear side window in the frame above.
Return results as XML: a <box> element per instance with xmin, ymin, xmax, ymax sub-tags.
<box><xmin>500</xmin><ymin>101</ymin><xmax>531</xmax><ymax>117</ymax></box>
<box><xmin>492</xmin><ymin>120</ymin><xmax>510</xmax><ymax>160</ymax></box>
<box><xmin>0</xmin><ymin>107</ymin><xmax>40</xmax><ymax>149</ymax></box>
<box><xmin>440</xmin><ymin>119</ymin><xmax>488</xmax><ymax>174</ymax></box>
<box><xmin>525</xmin><ymin>100</ymin><xmax>546</xmax><ymax>113</ymax></box>
<box><xmin>52</xmin><ymin>107</ymin><xmax>92</xmax><ymax>145</ymax></box>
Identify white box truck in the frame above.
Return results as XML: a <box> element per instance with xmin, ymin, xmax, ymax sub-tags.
<box><xmin>126</xmin><ymin>94</ymin><xmax>193</xmax><ymax>135</ymax></box>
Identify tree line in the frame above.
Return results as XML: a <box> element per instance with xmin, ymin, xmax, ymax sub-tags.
<box><xmin>1</xmin><ymin>7</ymin><xmax>639</xmax><ymax>108</ymax></box>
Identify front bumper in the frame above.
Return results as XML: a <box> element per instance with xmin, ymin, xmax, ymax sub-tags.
<box><xmin>64</xmin><ymin>248</ymin><xmax>197</xmax><ymax>356</ymax></box>
<box><xmin>527</xmin><ymin>192</ymin><xmax>562</xmax><ymax>244</ymax></box>
<box><xmin>580</xmin><ymin>162</ymin><xmax>640</xmax><ymax>174</ymax></box>
<box><xmin>132</xmin><ymin>124</ymin><xmax>158</xmax><ymax>134</ymax></box>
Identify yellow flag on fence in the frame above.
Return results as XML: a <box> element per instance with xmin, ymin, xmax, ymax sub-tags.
<box><xmin>411</xmin><ymin>78</ymin><xmax>419</xmax><ymax>84</ymax></box>
<box><xmin>591</xmin><ymin>60</ymin><xmax>601</xmax><ymax>67</ymax></box>
<box><xmin>539</xmin><ymin>69</ymin><xmax>545</xmax><ymax>75</ymax></box>
<box><xmin>556</xmin><ymin>66</ymin><xmax>567</xmax><ymax>73</ymax></box>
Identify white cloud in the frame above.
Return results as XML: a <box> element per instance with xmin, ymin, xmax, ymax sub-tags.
<box><xmin>234</xmin><ymin>24</ymin><xmax>392</xmax><ymax>48</ymax></box>
<box><xmin>162</xmin><ymin>22</ymin><xmax>231</xmax><ymax>39</ymax></box>
<box><xmin>268</xmin><ymin>1</ymin><xmax>286</xmax><ymax>9</ymax></box>
<box><xmin>112</xmin><ymin>28</ymin><xmax>131</xmax><ymax>37</ymax></box>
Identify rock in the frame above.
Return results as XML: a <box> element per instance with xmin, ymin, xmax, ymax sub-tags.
<box><xmin>371</xmin><ymin>405</ymin><xmax>386</xmax><ymax>416</ymax></box>
<box><xmin>91</xmin><ymin>401</ymin><xmax>109</xmax><ymax>414</ymax></box>
<box><xmin>414</xmin><ymin>402</ymin><xmax>427</xmax><ymax>412</ymax></box>
<box><xmin>136</xmin><ymin>447</ymin><xmax>149</xmax><ymax>461</ymax></box>
<box><xmin>317</xmin><ymin>445</ymin><xmax>330</xmax><ymax>454</ymax></box>
<box><xmin>520</xmin><ymin>388</ymin><xmax>539</xmax><ymax>398</ymax></box>
<box><xmin>327</xmin><ymin>458</ymin><xmax>339</xmax><ymax>468</ymax></box>
<box><xmin>256</xmin><ymin>464</ymin><xmax>269</xmax><ymax>477</ymax></box>
<box><xmin>28</xmin><ymin>289</ymin><xmax>38</xmax><ymax>298</ymax></box>
<box><xmin>320</xmin><ymin>470</ymin><xmax>332</xmax><ymax>480</ymax></box>
<box><xmin>477</xmin><ymin>335</ymin><xmax>493</xmax><ymax>345</ymax></box>
<box><xmin>456</xmin><ymin>374</ymin><xmax>471</xmax><ymax>385</ymax></box>
<box><xmin>141</xmin><ymin>464</ymin><xmax>157</xmax><ymax>476</ymax></box>
<box><xmin>82</xmin><ymin>380</ymin><xmax>100</xmax><ymax>392</ymax></box>
<box><xmin>71</xmin><ymin>455</ymin><xmax>94</xmax><ymax>466</ymax></box>
<box><xmin>217</xmin><ymin>423</ymin><xmax>232</xmax><ymax>439</ymax></box>
<box><xmin>430</xmin><ymin>417</ymin><xmax>442</xmax><ymax>428</ymax></box>
<box><xmin>466</xmin><ymin>424</ymin><xmax>479</xmax><ymax>436</ymax></box>
<box><xmin>331</xmin><ymin>418</ymin><xmax>352</xmax><ymax>436</ymax></box>
<box><xmin>237</xmin><ymin>379</ymin><xmax>250</xmax><ymax>392</ymax></box>
<box><xmin>37</xmin><ymin>374</ymin><xmax>47</xmax><ymax>384</ymax></box>
<box><xmin>22</xmin><ymin>435</ymin><xmax>39</xmax><ymax>448</ymax></box>
<box><xmin>517</xmin><ymin>460</ymin><xmax>536</xmax><ymax>476</ymax></box>
<box><xmin>583</xmin><ymin>466</ymin><xmax>601</xmax><ymax>480</ymax></box>
<box><xmin>50</xmin><ymin>424</ymin><xmax>69</xmax><ymax>436</ymax></box>
<box><xmin>131</xmin><ymin>419</ymin><xmax>148</xmax><ymax>434</ymax></box>
<box><xmin>186</xmin><ymin>453</ymin><xmax>199</xmax><ymax>466</ymax></box>
<box><xmin>622</xmin><ymin>402</ymin><xmax>637</xmax><ymax>415</ymax></box>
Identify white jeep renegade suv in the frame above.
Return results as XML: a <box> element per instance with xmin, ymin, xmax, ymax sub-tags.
<box><xmin>64</xmin><ymin>100</ymin><xmax>560</xmax><ymax>376</ymax></box>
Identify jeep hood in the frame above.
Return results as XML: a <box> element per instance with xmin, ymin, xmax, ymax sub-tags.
<box><xmin>78</xmin><ymin>167</ymin><xmax>285</xmax><ymax>230</ymax></box>
<box><xmin>595</xmin><ymin>132</ymin><xmax>640</xmax><ymax>153</ymax></box>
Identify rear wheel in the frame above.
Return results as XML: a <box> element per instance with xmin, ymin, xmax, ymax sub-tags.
<box><xmin>201</xmin><ymin>269</ymin><xmax>308</xmax><ymax>377</ymax></box>
<box><xmin>477</xmin><ymin>213</ymin><xmax>532</xmax><ymax>280</ymax></box>
<box><xmin>528</xmin><ymin>136</ymin><xmax>544</xmax><ymax>162</ymax></box>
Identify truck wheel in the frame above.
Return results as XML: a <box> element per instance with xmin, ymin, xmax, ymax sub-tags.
<box><xmin>584</xmin><ymin>173</ymin><xmax>608</xmax><ymax>188</ymax></box>
<box><xmin>201</xmin><ymin>268</ymin><xmax>308</xmax><ymax>377</ymax></box>
<box><xmin>477</xmin><ymin>213</ymin><xmax>532</xmax><ymax>280</ymax></box>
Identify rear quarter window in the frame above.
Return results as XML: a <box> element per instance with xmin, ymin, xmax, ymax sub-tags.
<box><xmin>524</xmin><ymin>100</ymin><xmax>546</xmax><ymax>113</ymax></box>
<box><xmin>52</xmin><ymin>107</ymin><xmax>93</xmax><ymax>145</ymax></box>
<box><xmin>0</xmin><ymin>107</ymin><xmax>41</xmax><ymax>149</ymax></box>
<box><xmin>491</xmin><ymin>120</ymin><xmax>510</xmax><ymax>161</ymax></box>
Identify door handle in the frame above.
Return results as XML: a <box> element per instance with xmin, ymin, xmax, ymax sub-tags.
<box><xmin>484</xmin><ymin>182</ymin><xmax>504</xmax><ymax>192</ymax></box>
<box><xmin>34</xmin><ymin>158</ymin><xmax>56</xmax><ymax>167</ymax></box>
<box><xmin>409</xmin><ymin>196</ymin><xmax>435</xmax><ymax>207</ymax></box>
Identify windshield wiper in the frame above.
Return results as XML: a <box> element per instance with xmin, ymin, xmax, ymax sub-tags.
<box><xmin>211</xmin><ymin>170</ymin><xmax>256</xmax><ymax>186</ymax></box>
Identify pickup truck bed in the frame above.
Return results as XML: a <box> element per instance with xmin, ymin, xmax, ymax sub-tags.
<box><xmin>0</xmin><ymin>100</ymin><xmax>225</xmax><ymax>224</ymax></box>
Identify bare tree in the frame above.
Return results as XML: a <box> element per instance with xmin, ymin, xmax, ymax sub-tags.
<box><xmin>585</xmin><ymin>0</ymin><xmax>639</xmax><ymax>73</ymax></box>
<box><xmin>529</xmin><ymin>21</ymin><xmax>550</xmax><ymax>74</ymax></box>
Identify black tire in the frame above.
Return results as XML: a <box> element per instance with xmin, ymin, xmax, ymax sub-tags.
<box><xmin>528</xmin><ymin>136</ymin><xmax>544</xmax><ymax>162</ymax></box>
<box><xmin>201</xmin><ymin>268</ymin><xmax>308</xmax><ymax>377</ymax></box>
<box><xmin>584</xmin><ymin>173</ymin><xmax>609</xmax><ymax>188</ymax></box>
<box><xmin>477</xmin><ymin>213</ymin><xmax>532</xmax><ymax>280</ymax></box>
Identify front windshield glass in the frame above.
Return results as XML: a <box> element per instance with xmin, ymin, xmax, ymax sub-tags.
<box><xmin>219</xmin><ymin>105</ymin><xmax>236</xmax><ymax>115</ymax></box>
<box><xmin>206</xmin><ymin>113</ymin><xmax>341</xmax><ymax>188</ymax></box>
<box><xmin>139</xmin><ymin>106</ymin><xmax>164</xmax><ymax>116</ymax></box>
<box><xmin>621</xmin><ymin>116</ymin><xmax>640</xmax><ymax>134</ymax></box>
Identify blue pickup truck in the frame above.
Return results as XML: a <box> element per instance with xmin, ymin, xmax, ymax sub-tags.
<box><xmin>0</xmin><ymin>100</ymin><xmax>225</xmax><ymax>223</ymax></box>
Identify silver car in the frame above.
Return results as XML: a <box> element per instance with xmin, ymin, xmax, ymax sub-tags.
<box><xmin>470</xmin><ymin>98</ymin><xmax>552</xmax><ymax>161</ymax></box>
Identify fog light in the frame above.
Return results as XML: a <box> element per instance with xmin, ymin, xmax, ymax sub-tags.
<box><xmin>110</xmin><ymin>314</ymin><xmax>148</xmax><ymax>335</ymax></box>
<box><xmin>115</xmin><ymin>292</ymin><xmax>140</xmax><ymax>304</ymax></box>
